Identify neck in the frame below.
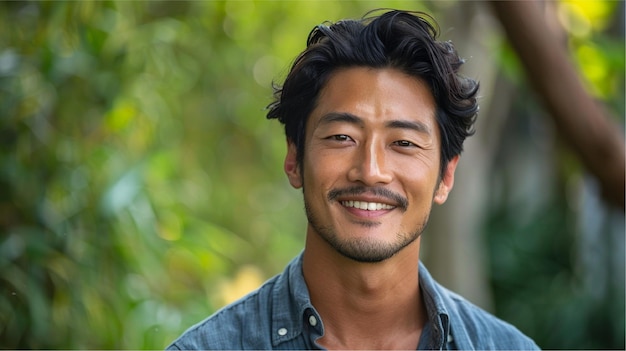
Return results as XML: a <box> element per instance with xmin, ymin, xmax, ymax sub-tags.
<box><xmin>302</xmin><ymin>230</ymin><xmax>426</xmax><ymax>350</ymax></box>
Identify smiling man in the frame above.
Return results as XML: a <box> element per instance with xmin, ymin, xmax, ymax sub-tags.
<box><xmin>167</xmin><ymin>10</ymin><xmax>539</xmax><ymax>350</ymax></box>
<box><xmin>293</xmin><ymin>68</ymin><xmax>447</xmax><ymax>269</ymax></box>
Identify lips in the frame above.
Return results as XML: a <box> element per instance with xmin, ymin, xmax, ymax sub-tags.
<box><xmin>341</xmin><ymin>200</ymin><xmax>395</xmax><ymax>211</ymax></box>
<box><xmin>328</xmin><ymin>186</ymin><xmax>408</xmax><ymax>211</ymax></box>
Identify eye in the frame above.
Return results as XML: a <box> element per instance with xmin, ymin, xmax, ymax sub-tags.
<box><xmin>393</xmin><ymin>140</ymin><xmax>416</xmax><ymax>148</ymax></box>
<box><xmin>328</xmin><ymin>134</ymin><xmax>353</xmax><ymax>142</ymax></box>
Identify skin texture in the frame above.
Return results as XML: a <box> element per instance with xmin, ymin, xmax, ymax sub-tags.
<box><xmin>284</xmin><ymin>67</ymin><xmax>459</xmax><ymax>349</ymax></box>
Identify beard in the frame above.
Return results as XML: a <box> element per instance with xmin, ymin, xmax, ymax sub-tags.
<box><xmin>303</xmin><ymin>189</ymin><xmax>429</xmax><ymax>263</ymax></box>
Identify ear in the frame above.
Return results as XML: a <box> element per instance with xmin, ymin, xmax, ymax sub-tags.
<box><xmin>284</xmin><ymin>141</ymin><xmax>302</xmax><ymax>189</ymax></box>
<box><xmin>434</xmin><ymin>155</ymin><xmax>460</xmax><ymax>205</ymax></box>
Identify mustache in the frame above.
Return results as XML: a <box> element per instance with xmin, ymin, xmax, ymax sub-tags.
<box><xmin>327</xmin><ymin>186</ymin><xmax>408</xmax><ymax>211</ymax></box>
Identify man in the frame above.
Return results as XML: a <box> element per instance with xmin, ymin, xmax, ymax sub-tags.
<box><xmin>168</xmin><ymin>9</ymin><xmax>539</xmax><ymax>350</ymax></box>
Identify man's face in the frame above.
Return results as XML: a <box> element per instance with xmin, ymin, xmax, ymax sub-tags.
<box><xmin>284</xmin><ymin>67</ymin><xmax>458</xmax><ymax>263</ymax></box>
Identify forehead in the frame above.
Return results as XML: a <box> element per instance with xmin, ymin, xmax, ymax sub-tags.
<box><xmin>309</xmin><ymin>67</ymin><xmax>438</xmax><ymax>133</ymax></box>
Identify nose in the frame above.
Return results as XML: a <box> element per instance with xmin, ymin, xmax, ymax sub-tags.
<box><xmin>347</xmin><ymin>140</ymin><xmax>393</xmax><ymax>186</ymax></box>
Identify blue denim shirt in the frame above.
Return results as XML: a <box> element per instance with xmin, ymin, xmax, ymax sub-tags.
<box><xmin>167</xmin><ymin>253</ymin><xmax>539</xmax><ymax>350</ymax></box>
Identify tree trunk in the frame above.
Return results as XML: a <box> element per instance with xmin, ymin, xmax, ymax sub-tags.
<box><xmin>489</xmin><ymin>0</ymin><xmax>625</xmax><ymax>210</ymax></box>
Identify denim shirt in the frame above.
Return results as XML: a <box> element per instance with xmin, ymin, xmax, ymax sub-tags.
<box><xmin>167</xmin><ymin>253</ymin><xmax>539</xmax><ymax>350</ymax></box>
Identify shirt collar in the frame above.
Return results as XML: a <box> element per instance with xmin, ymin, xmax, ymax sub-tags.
<box><xmin>419</xmin><ymin>262</ymin><xmax>453</xmax><ymax>349</ymax></box>
<box><xmin>269</xmin><ymin>252</ymin><xmax>452</xmax><ymax>349</ymax></box>
<box><xmin>270</xmin><ymin>252</ymin><xmax>315</xmax><ymax>347</ymax></box>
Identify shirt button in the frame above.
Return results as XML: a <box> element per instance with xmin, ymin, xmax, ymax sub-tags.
<box><xmin>277</xmin><ymin>328</ymin><xmax>288</xmax><ymax>336</ymax></box>
<box><xmin>308</xmin><ymin>315</ymin><xmax>318</xmax><ymax>327</ymax></box>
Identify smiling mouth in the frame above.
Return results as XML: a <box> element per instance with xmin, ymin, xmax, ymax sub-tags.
<box><xmin>340</xmin><ymin>200</ymin><xmax>395</xmax><ymax>211</ymax></box>
<box><xmin>328</xmin><ymin>186</ymin><xmax>408</xmax><ymax>212</ymax></box>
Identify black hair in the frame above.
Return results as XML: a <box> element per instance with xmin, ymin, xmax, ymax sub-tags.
<box><xmin>266</xmin><ymin>9</ymin><xmax>478</xmax><ymax>177</ymax></box>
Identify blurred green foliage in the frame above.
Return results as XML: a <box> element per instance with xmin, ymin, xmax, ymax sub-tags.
<box><xmin>0</xmin><ymin>0</ymin><xmax>623</xmax><ymax>349</ymax></box>
<box><xmin>0</xmin><ymin>1</ymin><xmax>433</xmax><ymax>348</ymax></box>
<box><xmin>486</xmin><ymin>1</ymin><xmax>625</xmax><ymax>349</ymax></box>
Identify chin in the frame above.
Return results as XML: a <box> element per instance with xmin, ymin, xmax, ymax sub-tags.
<box><xmin>328</xmin><ymin>235</ymin><xmax>416</xmax><ymax>264</ymax></box>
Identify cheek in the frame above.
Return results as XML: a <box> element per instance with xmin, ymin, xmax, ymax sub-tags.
<box><xmin>304</xmin><ymin>145</ymin><xmax>347</xmax><ymax>183</ymax></box>
<box><xmin>303</xmin><ymin>160</ymin><xmax>336</xmax><ymax>194</ymax></box>
<box><xmin>398</xmin><ymin>162</ymin><xmax>440</xmax><ymax>200</ymax></box>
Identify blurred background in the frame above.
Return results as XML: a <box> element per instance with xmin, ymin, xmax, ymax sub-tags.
<box><xmin>0</xmin><ymin>0</ymin><xmax>623</xmax><ymax>349</ymax></box>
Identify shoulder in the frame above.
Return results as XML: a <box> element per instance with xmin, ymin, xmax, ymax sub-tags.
<box><xmin>442</xmin><ymin>287</ymin><xmax>540</xmax><ymax>350</ymax></box>
<box><xmin>166</xmin><ymin>276</ymin><xmax>278</xmax><ymax>350</ymax></box>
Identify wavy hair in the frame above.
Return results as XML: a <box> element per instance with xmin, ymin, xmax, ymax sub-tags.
<box><xmin>267</xmin><ymin>9</ymin><xmax>479</xmax><ymax>177</ymax></box>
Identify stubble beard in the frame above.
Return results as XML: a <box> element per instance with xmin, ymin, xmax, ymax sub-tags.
<box><xmin>304</xmin><ymin>198</ymin><xmax>429</xmax><ymax>263</ymax></box>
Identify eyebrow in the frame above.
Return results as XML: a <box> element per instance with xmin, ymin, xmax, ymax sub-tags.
<box><xmin>386</xmin><ymin>119</ymin><xmax>431</xmax><ymax>135</ymax></box>
<box><xmin>317</xmin><ymin>112</ymin><xmax>364</xmax><ymax>128</ymax></box>
<box><xmin>317</xmin><ymin>112</ymin><xmax>432</xmax><ymax>135</ymax></box>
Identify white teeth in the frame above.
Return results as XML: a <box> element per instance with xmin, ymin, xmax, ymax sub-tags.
<box><xmin>341</xmin><ymin>200</ymin><xmax>394</xmax><ymax>210</ymax></box>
